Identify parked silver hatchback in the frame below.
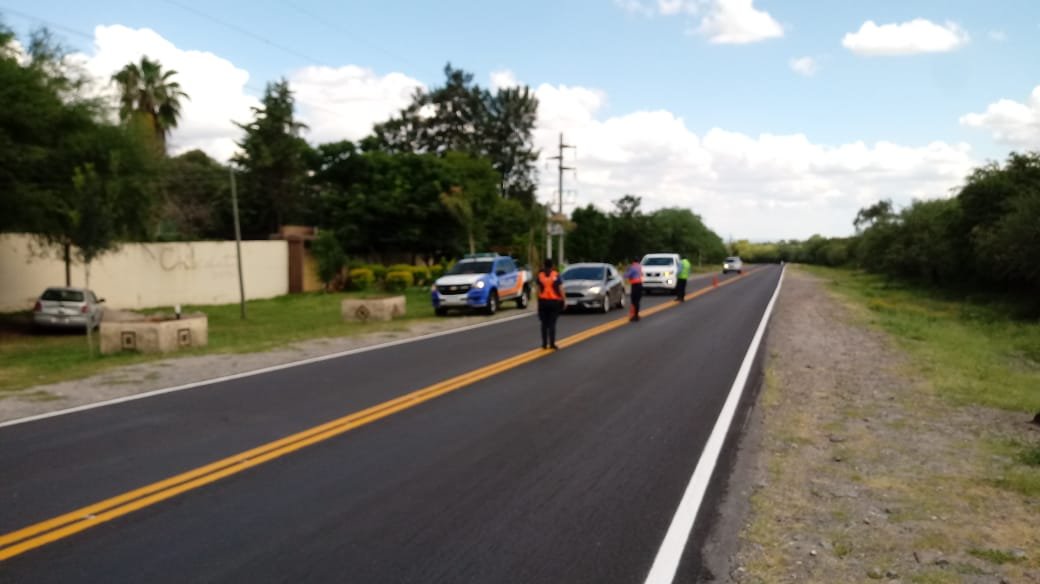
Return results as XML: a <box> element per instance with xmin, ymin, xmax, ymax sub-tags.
<box><xmin>561</xmin><ymin>263</ymin><xmax>626</xmax><ymax>313</ymax></box>
<box><xmin>32</xmin><ymin>287</ymin><xmax>105</xmax><ymax>330</ymax></box>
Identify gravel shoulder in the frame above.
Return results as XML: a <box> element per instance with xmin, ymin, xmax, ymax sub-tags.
<box><xmin>715</xmin><ymin>268</ymin><xmax>1039</xmax><ymax>583</ymax></box>
<box><xmin>0</xmin><ymin>312</ymin><xmax>530</xmax><ymax>423</ymax></box>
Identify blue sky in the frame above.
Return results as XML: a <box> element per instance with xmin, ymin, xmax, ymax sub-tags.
<box><xmin>3</xmin><ymin>0</ymin><xmax>1039</xmax><ymax>239</ymax></box>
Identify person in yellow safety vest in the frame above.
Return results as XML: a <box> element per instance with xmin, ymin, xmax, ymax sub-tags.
<box><xmin>624</xmin><ymin>259</ymin><xmax>643</xmax><ymax>322</ymax></box>
<box><xmin>675</xmin><ymin>257</ymin><xmax>692</xmax><ymax>302</ymax></box>
<box><xmin>537</xmin><ymin>258</ymin><xmax>564</xmax><ymax>350</ymax></box>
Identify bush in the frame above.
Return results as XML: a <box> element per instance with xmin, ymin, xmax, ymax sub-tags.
<box><xmin>385</xmin><ymin>270</ymin><xmax>414</xmax><ymax>292</ymax></box>
<box><xmin>312</xmin><ymin>231</ymin><xmax>345</xmax><ymax>291</ymax></box>
<box><xmin>411</xmin><ymin>266</ymin><xmax>432</xmax><ymax>286</ymax></box>
<box><xmin>366</xmin><ymin>264</ymin><xmax>387</xmax><ymax>282</ymax></box>
<box><xmin>430</xmin><ymin>264</ymin><xmax>446</xmax><ymax>280</ymax></box>
<box><xmin>348</xmin><ymin>268</ymin><xmax>375</xmax><ymax>291</ymax></box>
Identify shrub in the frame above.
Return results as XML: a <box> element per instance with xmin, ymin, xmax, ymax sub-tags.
<box><xmin>366</xmin><ymin>264</ymin><xmax>387</xmax><ymax>282</ymax></box>
<box><xmin>430</xmin><ymin>265</ymin><xmax>445</xmax><ymax>280</ymax></box>
<box><xmin>385</xmin><ymin>270</ymin><xmax>414</xmax><ymax>292</ymax></box>
<box><xmin>312</xmin><ymin>231</ymin><xmax>345</xmax><ymax>291</ymax></box>
<box><xmin>411</xmin><ymin>266</ymin><xmax>432</xmax><ymax>286</ymax></box>
<box><xmin>348</xmin><ymin>268</ymin><xmax>375</xmax><ymax>291</ymax></box>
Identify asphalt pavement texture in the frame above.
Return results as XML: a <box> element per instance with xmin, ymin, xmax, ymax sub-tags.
<box><xmin>0</xmin><ymin>267</ymin><xmax>782</xmax><ymax>583</ymax></box>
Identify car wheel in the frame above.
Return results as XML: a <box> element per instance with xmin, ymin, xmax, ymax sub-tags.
<box><xmin>617</xmin><ymin>291</ymin><xmax>626</xmax><ymax>309</ymax></box>
<box><xmin>515</xmin><ymin>286</ymin><xmax>530</xmax><ymax>309</ymax></box>
<box><xmin>602</xmin><ymin>294</ymin><xmax>611</xmax><ymax>313</ymax></box>
<box><xmin>485</xmin><ymin>291</ymin><xmax>499</xmax><ymax>315</ymax></box>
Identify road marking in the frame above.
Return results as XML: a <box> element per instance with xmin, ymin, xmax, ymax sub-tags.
<box><xmin>0</xmin><ymin>311</ymin><xmax>537</xmax><ymax>429</ymax></box>
<box><xmin>643</xmin><ymin>266</ymin><xmax>785</xmax><ymax>584</ymax></box>
<box><xmin>0</xmin><ymin>269</ymin><xmax>766</xmax><ymax>561</ymax></box>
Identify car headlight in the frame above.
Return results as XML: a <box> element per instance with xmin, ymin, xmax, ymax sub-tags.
<box><xmin>664</xmin><ymin>271</ymin><xmax>673</xmax><ymax>277</ymax></box>
<box><xmin>587</xmin><ymin>286</ymin><xmax>602</xmax><ymax>294</ymax></box>
<box><xmin>474</xmin><ymin>280</ymin><xmax>486</xmax><ymax>289</ymax></box>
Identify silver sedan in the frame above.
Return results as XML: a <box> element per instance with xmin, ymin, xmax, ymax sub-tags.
<box><xmin>561</xmin><ymin>263</ymin><xmax>626</xmax><ymax>313</ymax></box>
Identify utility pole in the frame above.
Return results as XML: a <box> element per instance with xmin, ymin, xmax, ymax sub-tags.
<box><xmin>548</xmin><ymin>133</ymin><xmax>574</xmax><ymax>265</ymax></box>
<box><xmin>230</xmin><ymin>167</ymin><xmax>247</xmax><ymax>320</ymax></box>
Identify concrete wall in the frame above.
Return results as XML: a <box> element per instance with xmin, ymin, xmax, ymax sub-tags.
<box><xmin>0</xmin><ymin>234</ymin><xmax>288</xmax><ymax>311</ymax></box>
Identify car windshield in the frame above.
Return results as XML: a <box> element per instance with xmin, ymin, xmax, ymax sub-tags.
<box><xmin>41</xmin><ymin>289</ymin><xmax>84</xmax><ymax>302</ymax></box>
<box><xmin>562</xmin><ymin>267</ymin><xmax>605</xmax><ymax>281</ymax></box>
<box><xmin>446</xmin><ymin>261</ymin><xmax>493</xmax><ymax>275</ymax></box>
<box><xmin>725</xmin><ymin>257</ymin><xmax>740</xmax><ymax>263</ymax></box>
<box><xmin>643</xmin><ymin>258</ymin><xmax>674</xmax><ymax>266</ymax></box>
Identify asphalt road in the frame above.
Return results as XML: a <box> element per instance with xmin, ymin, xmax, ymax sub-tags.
<box><xmin>0</xmin><ymin>267</ymin><xmax>782</xmax><ymax>583</ymax></box>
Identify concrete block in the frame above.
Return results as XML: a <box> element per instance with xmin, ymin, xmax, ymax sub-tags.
<box><xmin>100</xmin><ymin>313</ymin><xmax>208</xmax><ymax>354</ymax></box>
<box><xmin>341</xmin><ymin>296</ymin><xmax>406</xmax><ymax>322</ymax></box>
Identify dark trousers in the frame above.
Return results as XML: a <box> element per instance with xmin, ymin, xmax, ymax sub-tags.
<box><xmin>676</xmin><ymin>278</ymin><xmax>687</xmax><ymax>300</ymax></box>
<box><xmin>538</xmin><ymin>299</ymin><xmax>562</xmax><ymax>347</ymax></box>
<box><xmin>629</xmin><ymin>283</ymin><xmax>643</xmax><ymax>320</ymax></box>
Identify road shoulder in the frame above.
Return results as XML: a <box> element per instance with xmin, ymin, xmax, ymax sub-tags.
<box><xmin>707</xmin><ymin>267</ymin><xmax>1039</xmax><ymax>583</ymax></box>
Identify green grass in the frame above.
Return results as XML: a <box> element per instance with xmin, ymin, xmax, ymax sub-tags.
<box><xmin>0</xmin><ymin>287</ymin><xmax>444</xmax><ymax>396</ymax></box>
<box><xmin>967</xmin><ymin>548</ymin><xmax>1026</xmax><ymax>565</ymax></box>
<box><xmin>802</xmin><ymin>265</ymin><xmax>1040</xmax><ymax>413</ymax></box>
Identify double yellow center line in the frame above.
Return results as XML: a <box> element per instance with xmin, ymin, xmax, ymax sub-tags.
<box><xmin>0</xmin><ymin>269</ymin><xmax>761</xmax><ymax>561</ymax></box>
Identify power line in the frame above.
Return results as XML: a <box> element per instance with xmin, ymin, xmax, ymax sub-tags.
<box><xmin>0</xmin><ymin>5</ymin><xmax>95</xmax><ymax>40</ymax></box>
<box><xmin>280</xmin><ymin>0</ymin><xmax>423</xmax><ymax>70</ymax></box>
<box><xmin>159</xmin><ymin>0</ymin><xmax>324</xmax><ymax>65</ymax></box>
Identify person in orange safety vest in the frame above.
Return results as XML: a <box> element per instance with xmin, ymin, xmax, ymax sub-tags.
<box><xmin>537</xmin><ymin>258</ymin><xmax>564</xmax><ymax>350</ymax></box>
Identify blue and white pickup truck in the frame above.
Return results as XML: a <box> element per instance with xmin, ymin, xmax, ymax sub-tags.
<box><xmin>431</xmin><ymin>253</ymin><xmax>532</xmax><ymax>316</ymax></box>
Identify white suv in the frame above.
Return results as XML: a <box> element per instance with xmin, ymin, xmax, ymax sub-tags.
<box><xmin>640</xmin><ymin>253</ymin><xmax>681</xmax><ymax>294</ymax></box>
<box><xmin>722</xmin><ymin>256</ymin><xmax>744</xmax><ymax>274</ymax></box>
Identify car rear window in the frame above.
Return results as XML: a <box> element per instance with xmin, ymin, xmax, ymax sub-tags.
<box><xmin>42</xmin><ymin>289</ymin><xmax>84</xmax><ymax>302</ymax></box>
<box><xmin>643</xmin><ymin>257</ymin><xmax>674</xmax><ymax>266</ymax></box>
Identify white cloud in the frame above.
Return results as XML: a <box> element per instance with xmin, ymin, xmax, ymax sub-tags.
<box><xmin>789</xmin><ymin>56</ymin><xmax>817</xmax><ymax>76</ymax></box>
<box><xmin>77</xmin><ymin>25</ymin><xmax>259</xmax><ymax>161</ymax></box>
<box><xmin>616</xmin><ymin>0</ymin><xmax>782</xmax><ymax>44</ymax></box>
<box><xmin>289</xmin><ymin>65</ymin><xmax>423</xmax><ymax>145</ymax></box>
<box><xmin>490</xmin><ymin>69</ymin><xmax>520</xmax><ymax>91</ymax></box>
<box><xmin>615</xmin><ymin>0</ymin><xmax>655</xmax><ymax>17</ymax></box>
<box><xmin>842</xmin><ymin>19</ymin><xmax>969</xmax><ymax>56</ymax></box>
<box><xmin>693</xmin><ymin>0</ymin><xmax>783</xmax><ymax>44</ymax></box>
<box><xmin>530</xmin><ymin>78</ymin><xmax>975</xmax><ymax>240</ymax></box>
<box><xmin>959</xmin><ymin>86</ymin><xmax>1040</xmax><ymax>149</ymax></box>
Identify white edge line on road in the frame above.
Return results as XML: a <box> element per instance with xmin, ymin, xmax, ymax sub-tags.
<box><xmin>0</xmin><ymin>311</ymin><xmax>535</xmax><ymax>429</ymax></box>
<box><xmin>643</xmin><ymin>266</ymin><xmax>786</xmax><ymax>584</ymax></box>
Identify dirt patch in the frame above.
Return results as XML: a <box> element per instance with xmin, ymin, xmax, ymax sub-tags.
<box><xmin>721</xmin><ymin>268</ymin><xmax>1040</xmax><ymax>583</ymax></box>
<box><xmin>0</xmin><ymin>312</ymin><xmax>530</xmax><ymax>423</ymax></box>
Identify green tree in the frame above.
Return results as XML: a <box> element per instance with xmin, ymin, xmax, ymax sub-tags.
<box><xmin>233</xmin><ymin>79</ymin><xmax>311</xmax><ymax>237</ymax></box>
<box><xmin>112</xmin><ymin>56</ymin><xmax>188</xmax><ymax>154</ymax></box>
<box><xmin>567</xmin><ymin>204</ymin><xmax>612</xmax><ymax>262</ymax></box>
<box><xmin>0</xmin><ymin>24</ymin><xmax>157</xmax><ymax>283</ymax></box>
<box><xmin>156</xmin><ymin>149</ymin><xmax>231</xmax><ymax>240</ymax></box>
<box><xmin>371</xmin><ymin>63</ymin><xmax>540</xmax><ymax>204</ymax></box>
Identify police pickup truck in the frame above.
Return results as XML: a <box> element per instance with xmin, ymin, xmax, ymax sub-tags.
<box><xmin>431</xmin><ymin>253</ymin><xmax>532</xmax><ymax>316</ymax></box>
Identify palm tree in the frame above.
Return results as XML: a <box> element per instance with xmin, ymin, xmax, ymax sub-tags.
<box><xmin>112</xmin><ymin>57</ymin><xmax>188</xmax><ymax>153</ymax></box>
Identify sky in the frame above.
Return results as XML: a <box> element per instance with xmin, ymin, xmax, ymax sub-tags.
<box><xmin>3</xmin><ymin>0</ymin><xmax>1040</xmax><ymax>241</ymax></box>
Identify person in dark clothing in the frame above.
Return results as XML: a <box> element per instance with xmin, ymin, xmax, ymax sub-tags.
<box><xmin>624</xmin><ymin>259</ymin><xmax>643</xmax><ymax>322</ymax></box>
<box><xmin>537</xmin><ymin>258</ymin><xmax>564</xmax><ymax>349</ymax></box>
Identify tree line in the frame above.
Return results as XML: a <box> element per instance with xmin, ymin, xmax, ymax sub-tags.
<box><xmin>1</xmin><ymin>21</ymin><xmax>728</xmax><ymax>287</ymax></box>
<box><xmin>733</xmin><ymin>151</ymin><xmax>1040</xmax><ymax>303</ymax></box>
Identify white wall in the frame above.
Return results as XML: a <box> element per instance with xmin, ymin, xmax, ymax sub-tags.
<box><xmin>0</xmin><ymin>234</ymin><xmax>289</xmax><ymax>311</ymax></box>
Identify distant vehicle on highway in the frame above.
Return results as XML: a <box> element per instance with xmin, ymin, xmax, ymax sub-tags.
<box><xmin>560</xmin><ymin>263</ymin><xmax>626</xmax><ymax>313</ymax></box>
<box><xmin>32</xmin><ymin>287</ymin><xmax>105</xmax><ymax>331</ymax></box>
<box><xmin>431</xmin><ymin>253</ymin><xmax>531</xmax><ymax>316</ymax></box>
<box><xmin>722</xmin><ymin>256</ymin><xmax>744</xmax><ymax>274</ymax></box>
<box><xmin>640</xmin><ymin>253</ymin><xmax>681</xmax><ymax>294</ymax></box>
